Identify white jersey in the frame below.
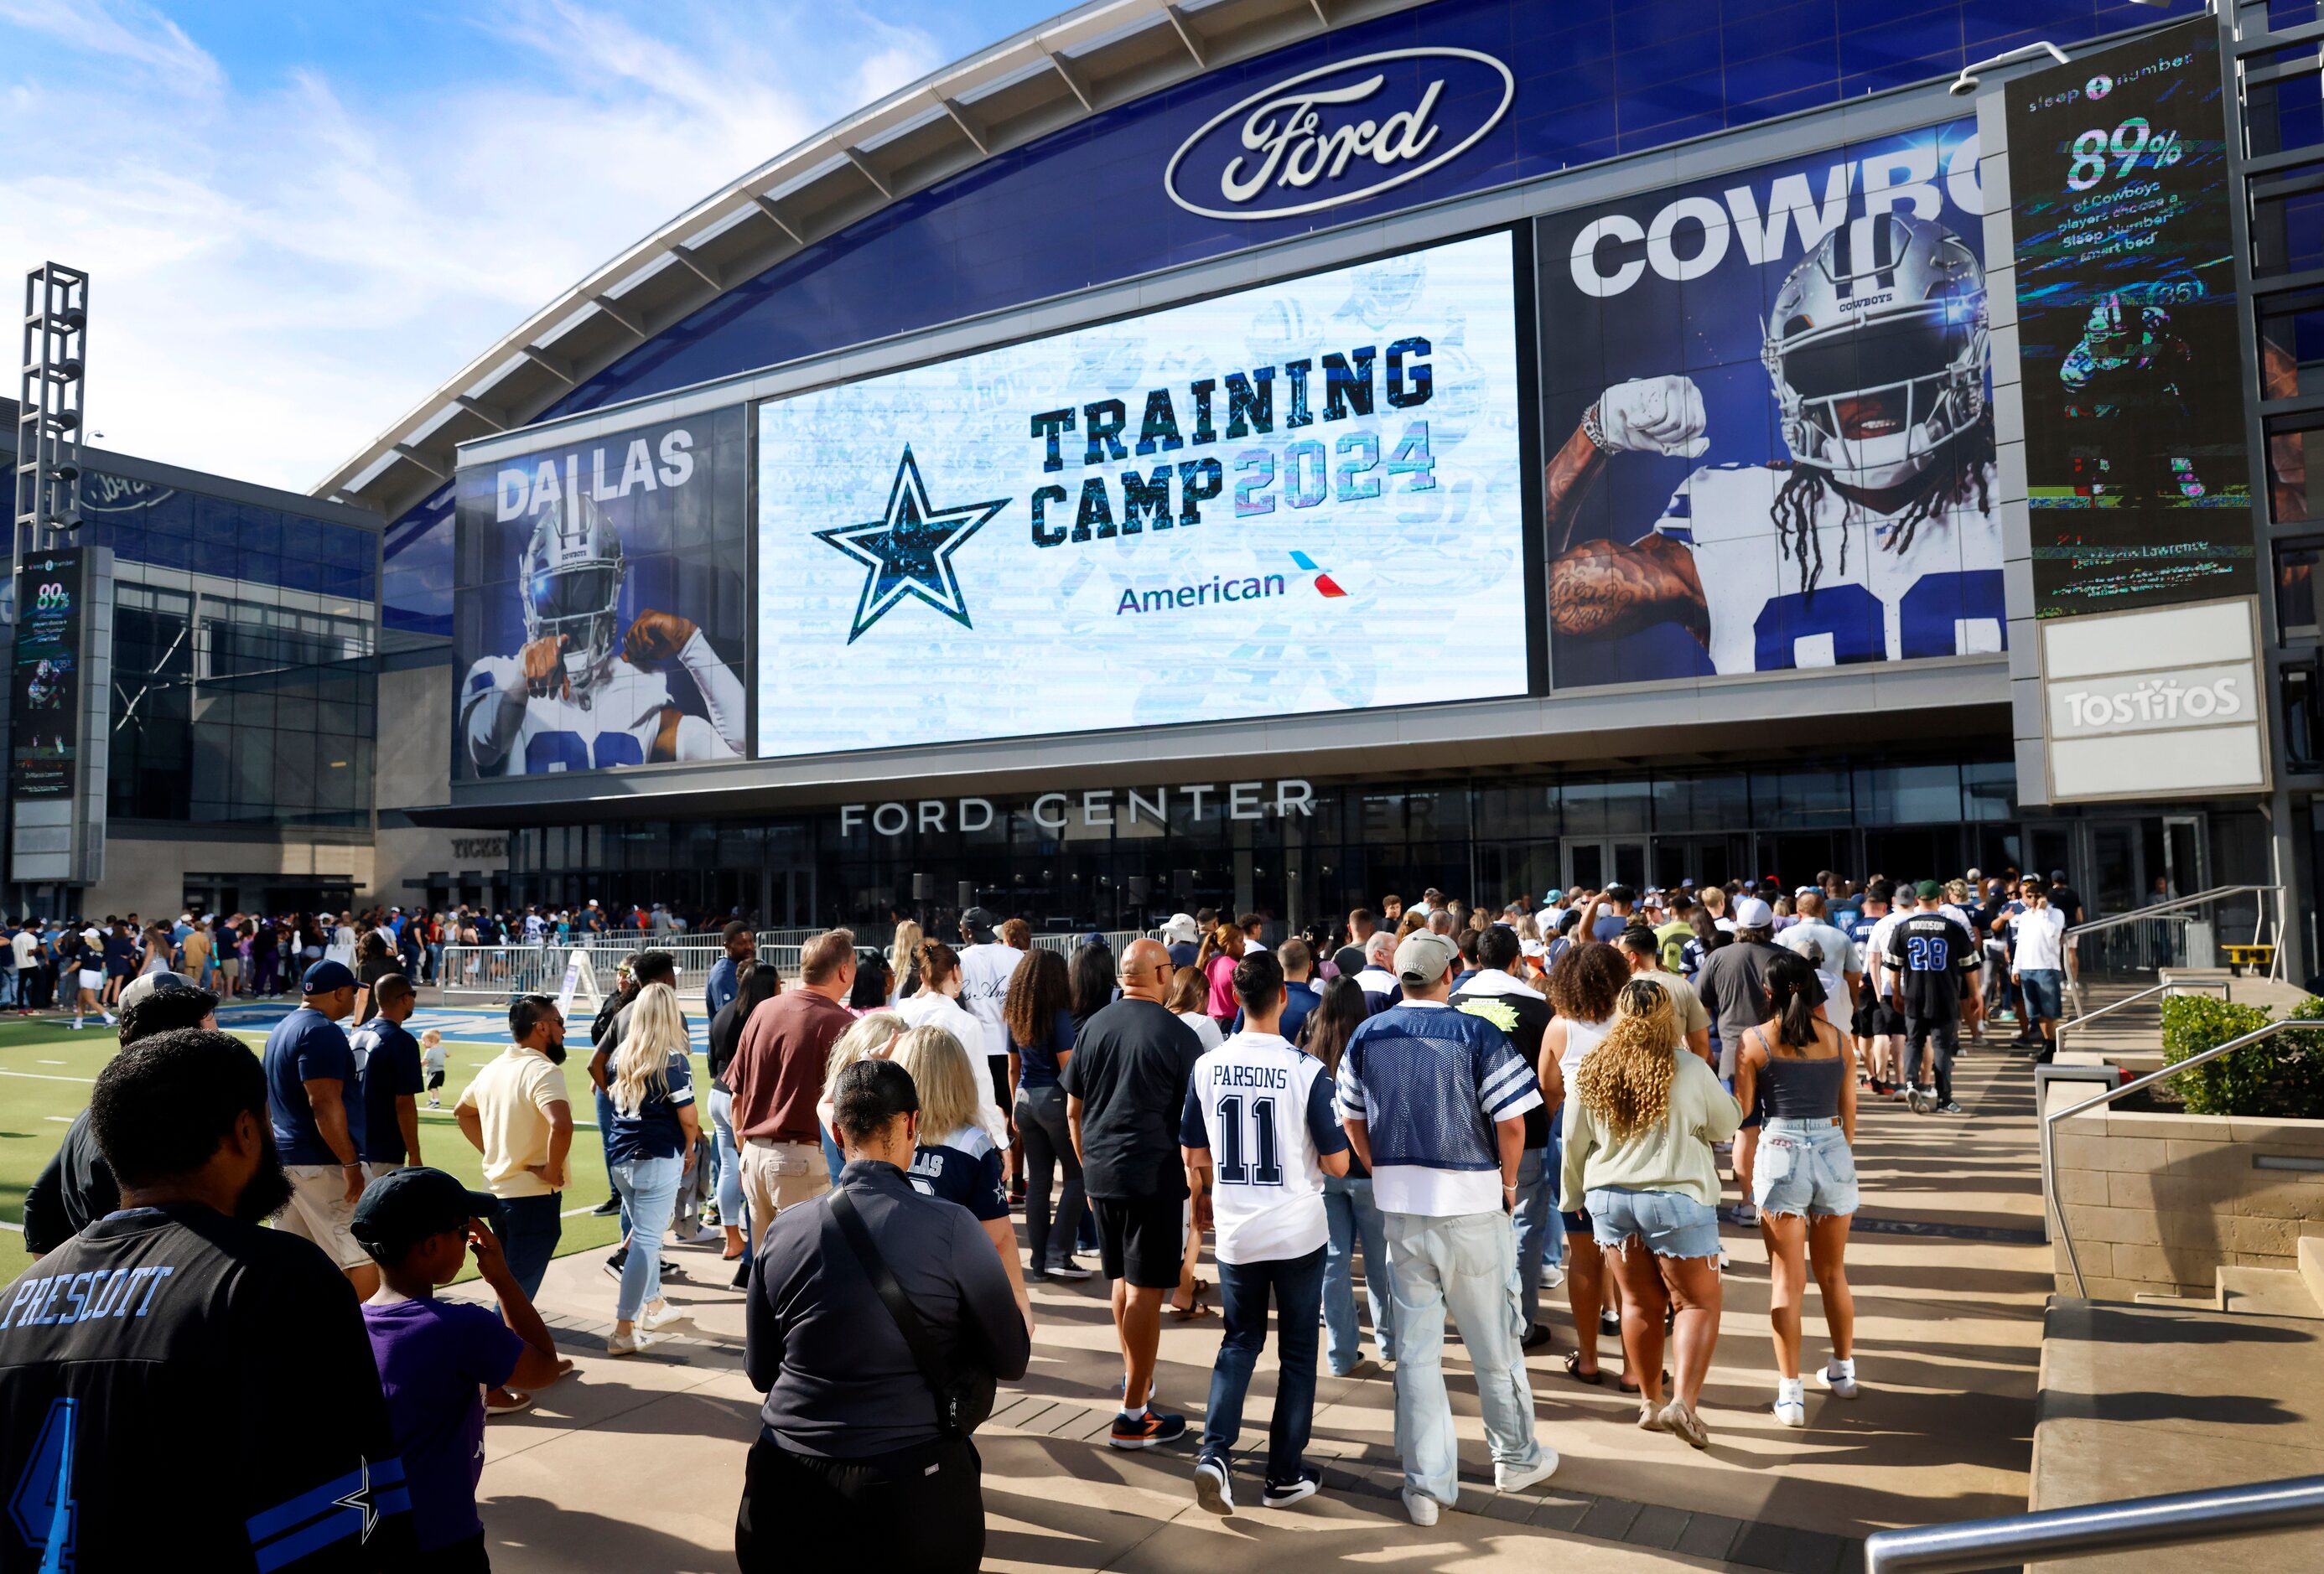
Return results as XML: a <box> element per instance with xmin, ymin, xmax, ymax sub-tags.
<box><xmin>1655</xmin><ymin>461</ymin><xmax>2003</xmax><ymax>675</ymax></box>
<box><xmin>1180</xmin><ymin>1032</ymin><xmax>1343</xmax><ymax>1265</ymax></box>
<box><xmin>953</xmin><ymin>942</ymin><xmax>1023</xmax><ymax>1063</ymax></box>
<box><xmin>459</xmin><ymin>633</ymin><xmax>744</xmax><ymax>776</ymax></box>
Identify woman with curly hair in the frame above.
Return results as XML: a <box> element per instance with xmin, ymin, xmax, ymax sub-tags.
<box><xmin>1559</xmin><ymin>976</ymin><xmax>1741</xmax><ymax>1449</ymax></box>
<box><xmin>1538</xmin><ymin>940</ymin><xmax>1631</xmax><ymax>1387</ymax></box>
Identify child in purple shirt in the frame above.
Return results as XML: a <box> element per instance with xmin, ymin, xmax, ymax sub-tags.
<box><xmin>353</xmin><ymin>1168</ymin><xmax>567</xmax><ymax>1566</ymax></box>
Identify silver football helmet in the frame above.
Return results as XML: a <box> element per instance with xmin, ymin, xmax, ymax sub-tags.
<box><xmin>1761</xmin><ymin>213</ymin><xmax>1988</xmax><ymax>489</ymax></box>
<box><xmin>519</xmin><ymin>492</ymin><xmax>625</xmax><ymax>693</ymax></box>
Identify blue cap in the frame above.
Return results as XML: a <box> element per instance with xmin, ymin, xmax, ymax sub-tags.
<box><xmin>303</xmin><ymin>959</ymin><xmax>358</xmax><ymax>994</ymax></box>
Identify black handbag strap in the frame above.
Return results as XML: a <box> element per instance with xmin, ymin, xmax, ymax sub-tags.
<box><xmin>828</xmin><ymin>1185</ymin><xmax>961</xmax><ymax>1432</ymax></box>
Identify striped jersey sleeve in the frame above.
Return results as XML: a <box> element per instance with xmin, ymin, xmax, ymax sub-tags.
<box><xmin>1474</xmin><ymin>1029</ymin><xmax>1542</xmax><ymax>1123</ymax></box>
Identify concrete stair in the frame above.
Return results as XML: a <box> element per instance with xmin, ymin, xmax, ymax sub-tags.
<box><xmin>2129</xmin><ymin>1237</ymin><xmax>2324</xmax><ymax>1319</ymax></box>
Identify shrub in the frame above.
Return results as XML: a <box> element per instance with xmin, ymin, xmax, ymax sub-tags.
<box><xmin>2159</xmin><ymin>993</ymin><xmax>2324</xmax><ymax>1118</ymax></box>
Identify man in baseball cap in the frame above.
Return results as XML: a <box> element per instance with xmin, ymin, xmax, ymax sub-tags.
<box><xmin>1339</xmin><ymin>919</ymin><xmax>1554</xmax><ymax>1519</ymax></box>
<box><xmin>262</xmin><ymin>955</ymin><xmax>375</xmax><ymax>1295</ymax></box>
<box><xmin>959</xmin><ymin>906</ymin><xmax>1001</xmax><ymax>945</ymax></box>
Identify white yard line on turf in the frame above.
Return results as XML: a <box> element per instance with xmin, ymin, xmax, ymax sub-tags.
<box><xmin>0</xmin><ymin>1069</ymin><xmax>94</xmax><ymax>1083</ymax></box>
<box><xmin>0</xmin><ymin>1220</ymin><xmax>19</xmax><ymax>1233</ymax></box>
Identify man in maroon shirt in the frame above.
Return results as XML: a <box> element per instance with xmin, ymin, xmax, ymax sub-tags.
<box><xmin>729</xmin><ymin>929</ymin><xmax>859</xmax><ymax>1242</ymax></box>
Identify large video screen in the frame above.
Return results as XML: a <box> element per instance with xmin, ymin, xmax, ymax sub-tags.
<box><xmin>1538</xmin><ymin>122</ymin><xmax>2003</xmax><ymax>683</ymax></box>
<box><xmin>2005</xmin><ymin>18</ymin><xmax>2254</xmax><ymax>617</ymax></box>
<box><xmin>451</xmin><ymin>409</ymin><xmax>749</xmax><ymax>780</ymax></box>
<box><xmin>10</xmin><ymin>551</ymin><xmax>84</xmax><ymax>801</ymax></box>
<box><xmin>755</xmin><ymin>230</ymin><xmax>1530</xmax><ymax>758</ymax></box>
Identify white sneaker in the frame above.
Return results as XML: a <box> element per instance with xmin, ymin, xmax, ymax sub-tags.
<box><xmin>605</xmin><ymin>1329</ymin><xmax>655</xmax><ymax>1356</ymax></box>
<box><xmin>1494</xmin><ymin>1451</ymin><xmax>1558</xmax><ymax>1494</ymax></box>
<box><xmin>1401</xmin><ymin>1487</ymin><xmax>1440</xmax><ymax>1526</ymax></box>
<box><xmin>637</xmin><ymin>1301</ymin><xmax>690</xmax><ymax>1333</ymax></box>
<box><xmin>1773</xmin><ymin>1378</ymin><xmax>1806</xmax><ymax>1428</ymax></box>
<box><xmin>1815</xmin><ymin>1359</ymin><xmax>1860</xmax><ymax>1399</ymax></box>
<box><xmin>1194</xmin><ymin>1456</ymin><xmax>1234</xmax><ymax>1515</ymax></box>
<box><xmin>1541</xmin><ymin>1262</ymin><xmax>1567</xmax><ymax>1291</ymax></box>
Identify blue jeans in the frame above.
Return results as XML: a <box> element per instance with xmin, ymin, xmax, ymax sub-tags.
<box><xmin>1201</xmin><ymin>1245</ymin><xmax>1326</xmax><ymax>1484</ymax></box>
<box><xmin>497</xmin><ymin>1192</ymin><xmax>563</xmax><ymax>1301</ymax></box>
<box><xmin>610</xmin><ymin>1153</ymin><xmax>683</xmax><ymax>1320</ymax></box>
<box><xmin>1320</xmin><ymin>1173</ymin><xmax>1394</xmax><ymax>1372</ymax></box>
<box><xmin>1511</xmin><ymin>1145</ymin><xmax>1558</xmax><ymax>1331</ymax></box>
<box><xmin>0</xmin><ymin>970</ymin><xmax>16</xmax><ymax>1007</ymax></box>
<box><xmin>820</xmin><ymin>1129</ymin><xmax>845</xmax><ymax>1183</ymax></box>
<box><xmin>594</xmin><ymin>1085</ymin><xmax>631</xmax><ymax>1237</ymax></box>
<box><xmin>1382</xmin><ymin>1209</ymin><xmax>1543</xmax><ymax>1509</ymax></box>
<box><xmin>708</xmin><ymin>1086</ymin><xmax>745</xmax><ymax>1233</ymax></box>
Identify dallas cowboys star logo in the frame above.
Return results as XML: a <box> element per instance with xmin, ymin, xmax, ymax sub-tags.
<box><xmin>335</xmin><ymin>1460</ymin><xmax>379</xmax><ymax>1540</ymax></box>
<box><xmin>817</xmin><ymin>447</ymin><xmax>1009</xmax><ymax>644</ymax></box>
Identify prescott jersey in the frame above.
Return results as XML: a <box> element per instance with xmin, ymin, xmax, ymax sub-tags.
<box><xmin>1654</xmin><ymin>461</ymin><xmax>2004</xmax><ymax>674</ymax></box>
<box><xmin>1178</xmin><ymin>1032</ymin><xmax>1347</xmax><ymax>1266</ymax></box>
<box><xmin>460</xmin><ymin>634</ymin><xmax>744</xmax><ymax>777</ymax></box>
<box><xmin>0</xmin><ymin>1204</ymin><xmax>414</xmax><ymax>1571</ymax></box>
<box><xmin>1885</xmin><ymin>912</ymin><xmax>1981</xmax><ymax>1023</ymax></box>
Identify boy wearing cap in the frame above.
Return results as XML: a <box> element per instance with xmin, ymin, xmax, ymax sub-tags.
<box><xmin>1336</xmin><ymin>930</ymin><xmax>1554</xmax><ymax>1524</ymax></box>
<box><xmin>356</xmin><ymin>1168</ymin><xmax>567</xmax><ymax>1562</ymax></box>
<box><xmin>262</xmin><ymin>958</ymin><xmax>378</xmax><ymax>1297</ymax></box>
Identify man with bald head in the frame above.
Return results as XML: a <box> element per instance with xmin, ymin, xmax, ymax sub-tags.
<box><xmin>1065</xmin><ymin>936</ymin><xmax>1208</xmax><ymax>1448</ymax></box>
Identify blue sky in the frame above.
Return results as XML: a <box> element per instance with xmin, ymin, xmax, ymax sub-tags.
<box><xmin>0</xmin><ymin>0</ymin><xmax>1061</xmax><ymax>491</ymax></box>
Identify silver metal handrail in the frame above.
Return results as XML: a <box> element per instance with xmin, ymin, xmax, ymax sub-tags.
<box><xmin>2053</xmin><ymin>976</ymin><xmax>2231</xmax><ymax>1058</ymax></box>
<box><xmin>2066</xmin><ymin>884</ymin><xmax>2285</xmax><ymax>980</ymax></box>
<box><xmin>2042</xmin><ymin>1017</ymin><xmax>2310</xmax><ymax>1296</ymax></box>
<box><xmin>1862</xmin><ymin>1473</ymin><xmax>2324</xmax><ymax>1572</ymax></box>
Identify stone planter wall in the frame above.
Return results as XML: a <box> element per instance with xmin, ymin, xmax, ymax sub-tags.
<box><xmin>2048</xmin><ymin>1094</ymin><xmax>2324</xmax><ymax>1301</ymax></box>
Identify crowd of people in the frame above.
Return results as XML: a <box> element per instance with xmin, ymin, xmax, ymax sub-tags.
<box><xmin>0</xmin><ymin>864</ymin><xmax>2083</xmax><ymax>1567</ymax></box>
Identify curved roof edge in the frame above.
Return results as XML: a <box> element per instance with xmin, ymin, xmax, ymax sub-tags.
<box><xmin>317</xmin><ymin>0</ymin><xmax>1429</xmax><ymax>524</ymax></box>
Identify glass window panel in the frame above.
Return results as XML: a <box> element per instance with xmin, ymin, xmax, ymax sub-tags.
<box><xmin>1962</xmin><ymin>760</ymin><xmax>2018</xmax><ymax>821</ymax></box>
<box><xmin>2282</xmin><ymin>545</ymin><xmax>2321</xmax><ymax>639</ymax></box>
<box><xmin>1562</xmin><ymin>779</ymin><xmax>1649</xmax><ymax>836</ymax></box>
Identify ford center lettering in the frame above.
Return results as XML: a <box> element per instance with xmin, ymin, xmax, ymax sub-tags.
<box><xmin>1165</xmin><ymin>48</ymin><xmax>1514</xmax><ymax>221</ymax></box>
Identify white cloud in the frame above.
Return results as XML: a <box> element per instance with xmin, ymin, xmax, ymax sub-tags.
<box><xmin>0</xmin><ymin>1</ymin><xmax>954</xmax><ymax>498</ymax></box>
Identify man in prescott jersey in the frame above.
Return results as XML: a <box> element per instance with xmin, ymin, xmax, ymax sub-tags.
<box><xmin>1545</xmin><ymin>212</ymin><xmax>2003</xmax><ymax>674</ymax></box>
<box><xmin>1180</xmin><ymin>950</ymin><xmax>1349</xmax><ymax>1516</ymax></box>
<box><xmin>460</xmin><ymin>491</ymin><xmax>744</xmax><ymax>777</ymax></box>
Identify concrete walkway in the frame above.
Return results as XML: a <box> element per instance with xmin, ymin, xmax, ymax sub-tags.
<box><xmin>461</xmin><ymin>1044</ymin><xmax>2052</xmax><ymax>1571</ymax></box>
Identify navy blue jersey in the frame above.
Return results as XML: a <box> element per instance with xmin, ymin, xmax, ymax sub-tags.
<box><xmin>350</xmin><ymin>1017</ymin><xmax>424</xmax><ymax>1166</ymax></box>
<box><xmin>264</xmin><ymin>1007</ymin><xmax>362</xmax><ymax>1167</ymax></box>
<box><xmin>907</xmin><ymin>1126</ymin><xmax>1009</xmax><ymax>1221</ymax></box>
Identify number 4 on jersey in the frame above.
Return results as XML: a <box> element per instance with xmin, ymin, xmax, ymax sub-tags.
<box><xmin>9</xmin><ymin>1397</ymin><xmax>77</xmax><ymax>1571</ymax></box>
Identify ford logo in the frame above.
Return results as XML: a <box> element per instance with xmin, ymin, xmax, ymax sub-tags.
<box><xmin>1165</xmin><ymin>48</ymin><xmax>1515</xmax><ymax>222</ymax></box>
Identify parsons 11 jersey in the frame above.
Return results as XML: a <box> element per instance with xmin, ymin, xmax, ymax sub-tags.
<box><xmin>459</xmin><ymin>642</ymin><xmax>743</xmax><ymax>776</ymax></box>
<box><xmin>1653</xmin><ymin>461</ymin><xmax>2005</xmax><ymax>675</ymax></box>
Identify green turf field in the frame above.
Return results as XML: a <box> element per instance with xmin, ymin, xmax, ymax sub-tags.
<box><xmin>0</xmin><ymin>1014</ymin><xmax>629</xmax><ymax>1287</ymax></box>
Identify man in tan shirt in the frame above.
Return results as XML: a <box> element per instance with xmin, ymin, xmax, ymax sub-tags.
<box><xmin>454</xmin><ymin>993</ymin><xmax>574</xmax><ymax>1298</ymax></box>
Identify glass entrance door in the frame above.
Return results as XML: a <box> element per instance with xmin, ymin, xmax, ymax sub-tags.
<box><xmin>1565</xmin><ymin>841</ymin><xmax>1647</xmax><ymax>892</ymax></box>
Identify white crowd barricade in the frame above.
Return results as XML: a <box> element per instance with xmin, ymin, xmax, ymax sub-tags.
<box><xmin>438</xmin><ymin>935</ymin><xmax>812</xmax><ymax>1003</ymax></box>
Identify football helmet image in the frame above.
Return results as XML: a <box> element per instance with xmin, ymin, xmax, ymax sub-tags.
<box><xmin>1761</xmin><ymin>212</ymin><xmax>1989</xmax><ymax>490</ymax></box>
<box><xmin>520</xmin><ymin>492</ymin><xmax>625</xmax><ymax>696</ymax></box>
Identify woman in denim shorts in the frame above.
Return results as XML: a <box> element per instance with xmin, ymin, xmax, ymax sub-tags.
<box><xmin>1734</xmin><ymin>952</ymin><xmax>1860</xmax><ymax>1428</ymax></box>
<box><xmin>1559</xmin><ymin>977</ymin><xmax>1743</xmax><ymax>1448</ymax></box>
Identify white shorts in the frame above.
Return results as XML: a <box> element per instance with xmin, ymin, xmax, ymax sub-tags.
<box><xmin>275</xmin><ymin>1164</ymin><xmax>371</xmax><ymax>1270</ymax></box>
<box><xmin>76</xmin><ymin>970</ymin><xmax>101</xmax><ymax>991</ymax></box>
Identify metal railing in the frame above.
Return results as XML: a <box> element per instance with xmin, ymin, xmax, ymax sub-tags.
<box><xmin>2042</xmin><ymin>1016</ymin><xmax>2311</xmax><ymax>1297</ymax></box>
<box><xmin>1862</xmin><ymin>1473</ymin><xmax>2324</xmax><ymax>1572</ymax></box>
<box><xmin>2067</xmin><ymin>884</ymin><xmax>2285</xmax><ymax>981</ymax></box>
<box><xmin>437</xmin><ymin>934</ymin><xmax>802</xmax><ymax>1003</ymax></box>
<box><xmin>2053</xmin><ymin>976</ymin><xmax>2231</xmax><ymax>1059</ymax></box>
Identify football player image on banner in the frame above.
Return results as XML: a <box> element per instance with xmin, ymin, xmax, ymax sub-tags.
<box><xmin>452</xmin><ymin>409</ymin><xmax>749</xmax><ymax>779</ymax></box>
<box><xmin>755</xmin><ymin>229</ymin><xmax>1533</xmax><ymax>759</ymax></box>
<box><xmin>1539</xmin><ymin>122</ymin><xmax>2001</xmax><ymax>683</ymax></box>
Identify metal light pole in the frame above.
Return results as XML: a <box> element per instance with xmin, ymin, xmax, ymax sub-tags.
<box><xmin>13</xmin><ymin>261</ymin><xmax>89</xmax><ymax>572</ymax></box>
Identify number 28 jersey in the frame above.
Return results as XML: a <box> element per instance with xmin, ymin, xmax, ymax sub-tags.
<box><xmin>1178</xmin><ymin>1032</ymin><xmax>1348</xmax><ymax>1266</ymax></box>
<box><xmin>1885</xmin><ymin>912</ymin><xmax>1982</xmax><ymax>1023</ymax></box>
<box><xmin>1655</xmin><ymin>461</ymin><xmax>2005</xmax><ymax>674</ymax></box>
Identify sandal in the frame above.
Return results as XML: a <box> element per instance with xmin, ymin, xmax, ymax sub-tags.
<box><xmin>1562</xmin><ymin>1350</ymin><xmax>1605</xmax><ymax>1386</ymax></box>
<box><xmin>1170</xmin><ymin>1298</ymin><xmax>1215</xmax><ymax>1322</ymax></box>
<box><xmin>1616</xmin><ymin>1369</ymin><xmax>1673</xmax><ymax>1396</ymax></box>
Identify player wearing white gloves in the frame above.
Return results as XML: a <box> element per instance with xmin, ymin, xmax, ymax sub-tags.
<box><xmin>461</xmin><ymin>494</ymin><xmax>745</xmax><ymax>776</ymax></box>
<box><xmin>1546</xmin><ymin>213</ymin><xmax>2005</xmax><ymax>675</ymax></box>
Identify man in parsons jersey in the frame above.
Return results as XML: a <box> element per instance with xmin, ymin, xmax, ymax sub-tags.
<box><xmin>0</xmin><ymin>1028</ymin><xmax>414</xmax><ymax>1569</ymax></box>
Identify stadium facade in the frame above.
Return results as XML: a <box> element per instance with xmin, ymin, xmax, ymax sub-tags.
<box><xmin>289</xmin><ymin>0</ymin><xmax>2315</xmax><ymax>966</ymax></box>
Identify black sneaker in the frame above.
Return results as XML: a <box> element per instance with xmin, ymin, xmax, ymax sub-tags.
<box><xmin>602</xmin><ymin>1249</ymin><xmax>629</xmax><ymax>1281</ymax></box>
<box><xmin>1938</xmin><ymin>1100</ymin><xmax>1967</xmax><ymax>1116</ymax></box>
<box><xmin>1108</xmin><ymin>1410</ymin><xmax>1187</xmax><ymax>1449</ymax></box>
<box><xmin>1263</xmin><ymin>1466</ymin><xmax>1321</xmax><ymax>1509</ymax></box>
<box><xmin>1521</xmin><ymin>1323</ymin><xmax>1554</xmax><ymax>1351</ymax></box>
<box><xmin>1023</xmin><ymin>1264</ymin><xmax>1050</xmax><ymax>1284</ymax></box>
<box><xmin>1045</xmin><ymin>1258</ymin><xmax>1095</xmax><ymax>1281</ymax></box>
<box><xmin>1599</xmin><ymin>1309</ymin><xmax>1621</xmax><ymax>1337</ymax></box>
<box><xmin>1194</xmin><ymin>1454</ymin><xmax>1234</xmax><ymax>1514</ymax></box>
<box><xmin>589</xmin><ymin>1197</ymin><xmax>621</xmax><ymax>1217</ymax></box>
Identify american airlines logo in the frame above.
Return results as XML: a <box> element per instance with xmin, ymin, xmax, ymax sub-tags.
<box><xmin>1165</xmin><ymin>48</ymin><xmax>1514</xmax><ymax>222</ymax></box>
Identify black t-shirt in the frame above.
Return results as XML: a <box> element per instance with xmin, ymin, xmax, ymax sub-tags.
<box><xmin>707</xmin><ymin>997</ymin><xmax>748</xmax><ymax>1092</ymax></box>
<box><xmin>1057</xmin><ymin>998</ymin><xmax>1204</xmax><ymax>1201</ymax></box>
<box><xmin>1886</xmin><ymin>912</ymin><xmax>1981</xmax><ymax>1022</ymax></box>
<box><xmin>2048</xmin><ymin>885</ymin><xmax>2086</xmax><ymax>925</ymax></box>
<box><xmin>18</xmin><ymin>1110</ymin><xmax>116</xmax><ymax>1256</ymax></box>
<box><xmin>351</xmin><ymin>1016</ymin><xmax>425</xmax><ymax>1165</ymax></box>
<box><xmin>0</xmin><ymin>1204</ymin><xmax>414</xmax><ymax>1569</ymax></box>
<box><xmin>1450</xmin><ymin>978</ymin><xmax>1555</xmax><ymax>1148</ymax></box>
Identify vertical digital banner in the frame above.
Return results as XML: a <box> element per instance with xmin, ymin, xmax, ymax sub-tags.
<box><xmin>451</xmin><ymin>407</ymin><xmax>750</xmax><ymax>781</ymax></box>
<box><xmin>10</xmin><ymin>551</ymin><xmax>84</xmax><ymax>801</ymax></box>
<box><xmin>2006</xmin><ymin>18</ymin><xmax>2255</xmax><ymax>617</ymax></box>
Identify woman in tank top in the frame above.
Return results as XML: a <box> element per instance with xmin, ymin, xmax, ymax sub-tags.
<box><xmin>1536</xmin><ymin>940</ymin><xmax>1631</xmax><ymax>1388</ymax></box>
<box><xmin>1733</xmin><ymin>951</ymin><xmax>1860</xmax><ymax>1430</ymax></box>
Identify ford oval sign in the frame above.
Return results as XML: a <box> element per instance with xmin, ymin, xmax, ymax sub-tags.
<box><xmin>1165</xmin><ymin>48</ymin><xmax>1515</xmax><ymax>222</ymax></box>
